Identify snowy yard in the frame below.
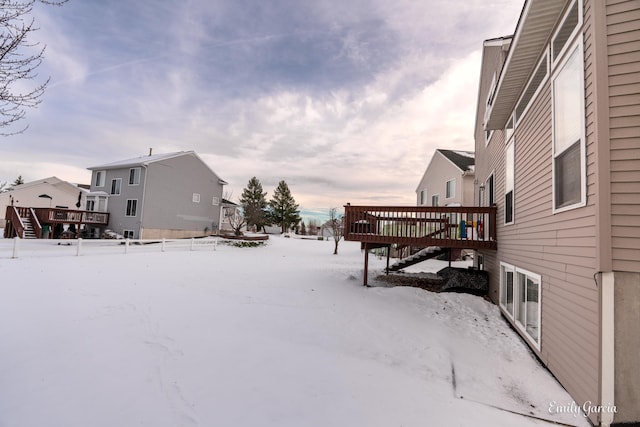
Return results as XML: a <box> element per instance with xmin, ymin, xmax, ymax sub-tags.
<box><xmin>0</xmin><ymin>235</ymin><xmax>589</xmax><ymax>426</ymax></box>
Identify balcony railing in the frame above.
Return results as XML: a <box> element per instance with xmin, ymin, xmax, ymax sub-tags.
<box><xmin>34</xmin><ymin>208</ymin><xmax>109</xmax><ymax>225</ymax></box>
<box><xmin>343</xmin><ymin>205</ymin><xmax>497</xmax><ymax>250</ymax></box>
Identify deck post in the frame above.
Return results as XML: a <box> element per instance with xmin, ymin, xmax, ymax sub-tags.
<box><xmin>363</xmin><ymin>243</ymin><xmax>369</xmax><ymax>287</ymax></box>
<box><xmin>385</xmin><ymin>246</ymin><xmax>390</xmax><ymax>275</ymax></box>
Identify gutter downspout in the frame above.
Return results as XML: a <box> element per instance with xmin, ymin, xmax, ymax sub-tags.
<box><xmin>139</xmin><ymin>165</ymin><xmax>148</xmax><ymax>239</ymax></box>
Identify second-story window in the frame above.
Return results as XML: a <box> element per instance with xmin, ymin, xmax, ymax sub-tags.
<box><xmin>505</xmin><ymin>141</ymin><xmax>514</xmax><ymax>224</ymax></box>
<box><xmin>94</xmin><ymin>171</ymin><xmax>105</xmax><ymax>187</ymax></box>
<box><xmin>431</xmin><ymin>194</ymin><xmax>439</xmax><ymax>207</ymax></box>
<box><xmin>446</xmin><ymin>179</ymin><xmax>456</xmax><ymax>199</ymax></box>
<box><xmin>129</xmin><ymin>168</ymin><xmax>141</xmax><ymax>185</ymax></box>
<box><xmin>110</xmin><ymin>178</ymin><xmax>121</xmax><ymax>195</ymax></box>
<box><xmin>193</xmin><ymin>193</ymin><xmax>201</xmax><ymax>203</ymax></box>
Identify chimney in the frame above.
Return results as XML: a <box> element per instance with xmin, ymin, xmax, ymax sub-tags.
<box><xmin>148</xmin><ymin>148</ymin><xmax>153</xmax><ymax>156</ymax></box>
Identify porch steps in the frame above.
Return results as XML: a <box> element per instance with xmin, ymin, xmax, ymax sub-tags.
<box><xmin>387</xmin><ymin>246</ymin><xmax>446</xmax><ymax>272</ymax></box>
<box><xmin>20</xmin><ymin>217</ymin><xmax>37</xmax><ymax>239</ymax></box>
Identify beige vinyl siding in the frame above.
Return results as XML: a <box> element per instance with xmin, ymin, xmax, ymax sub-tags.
<box><xmin>607</xmin><ymin>0</ymin><xmax>640</xmax><ymax>273</ymax></box>
<box><xmin>477</xmin><ymin>1</ymin><xmax>600</xmax><ymax>414</ymax></box>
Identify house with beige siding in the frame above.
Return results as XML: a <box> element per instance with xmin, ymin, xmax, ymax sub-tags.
<box><xmin>474</xmin><ymin>1</ymin><xmax>639</xmax><ymax>425</ymax></box>
<box><xmin>415</xmin><ymin>149</ymin><xmax>475</xmax><ymax>207</ymax></box>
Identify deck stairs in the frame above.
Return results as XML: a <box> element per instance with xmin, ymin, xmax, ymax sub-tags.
<box><xmin>20</xmin><ymin>216</ymin><xmax>37</xmax><ymax>239</ymax></box>
<box><xmin>387</xmin><ymin>246</ymin><xmax>446</xmax><ymax>272</ymax></box>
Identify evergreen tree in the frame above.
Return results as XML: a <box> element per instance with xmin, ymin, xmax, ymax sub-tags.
<box><xmin>268</xmin><ymin>180</ymin><xmax>301</xmax><ymax>233</ymax></box>
<box><xmin>300</xmin><ymin>221</ymin><xmax>307</xmax><ymax>235</ymax></box>
<box><xmin>239</xmin><ymin>177</ymin><xmax>268</xmax><ymax>232</ymax></box>
<box><xmin>13</xmin><ymin>175</ymin><xmax>24</xmax><ymax>186</ymax></box>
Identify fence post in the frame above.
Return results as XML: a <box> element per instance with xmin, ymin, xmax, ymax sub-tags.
<box><xmin>125</xmin><ymin>238</ymin><xmax>129</xmax><ymax>254</ymax></box>
<box><xmin>77</xmin><ymin>238</ymin><xmax>83</xmax><ymax>256</ymax></box>
<box><xmin>12</xmin><ymin>237</ymin><xmax>19</xmax><ymax>259</ymax></box>
<box><xmin>190</xmin><ymin>238</ymin><xmax>195</xmax><ymax>251</ymax></box>
<box><xmin>213</xmin><ymin>237</ymin><xmax>217</xmax><ymax>251</ymax></box>
<box><xmin>161</xmin><ymin>238</ymin><xmax>166</xmax><ymax>252</ymax></box>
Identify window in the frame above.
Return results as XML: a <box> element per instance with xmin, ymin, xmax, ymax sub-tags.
<box><xmin>86</xmin><ymin>199</ymin><xmax>95</xmax><ymax>211</ymax></box>
<box><xmin>500</xmin><ymin>263</ymin><xmax>541</xmax><ymax>348</ymax></box>
<box><xmin>552</xmin><ymin>1</ymin><xmax>580</xmax><ymax>63</ymax></box>
<box><xmin>193</xmin><ymin>193</ymin><xmax>201</xmax><ymax>203</ymax></box>
<box><xmin>487</xmin><ymin>174</ymin><xmax>495</xmax><ymax>206</ymax></box>
<box><xmin>553</xmin><ymin>43</ymin><xmax>585</xmax><ymax>211</ymax></box>
<box><xmin>212</xmin><ymin>196</ymin><xmax>220</xmax><ymax>206</ymax></box>
<box><xmin>419</xmin><ymin>189</ymin><xmax>426</xmax><ymax>205</ymax></box>
<box><xmin>505</xmin><ymin>116</ymin><xmax>514</xmax><ymax>143</ymax></box>
<box><xmin>500</xmin><ymin>263</ymin><xmax>515</xmax><ymax>318</ymax></box>
<box><xmin>110</xmin><ymin>178</ymin><xmax>121</xmax><ymax>195</ymax></box>
<box><xmin>505</xmin><ymin>141</ymin><xmax>514</xmax><ymax>224</ymax></box>
<box><xmin>431</xmin><ymin>194</ymin><xmax>439</xmax><ymax>207</ymax></box>
<box><xmin>126</xmin><ymin>199</ymin><xmax>137</xmax><ymax>217</ymax></box>
<box><xmin>129</xmin><ymin>168</ymin><xmax>141</xmax><ymax>185</ymax></box>
<box><xmin>515</xmin><ymin>54</ymin><xmax>548</xmax><ymax>122</ymax></box>
<box><xmin>123</xmin><ymin>230</ymin><xmax>135</xmax><ymax>239</ymax></box>
<box><xmin>445</xmin><ymin>179</ymin><xmax>456</xmax><ymax>199</ymax></box>
<box><xmin>94</xmin><ymin>171</ymin><xmax>105</xmax><ymax>187</ymax></box>
<box><xmin>516</xmin><ymin>269</ymin><xmax>541</xmax><ymax>345</ymax></box>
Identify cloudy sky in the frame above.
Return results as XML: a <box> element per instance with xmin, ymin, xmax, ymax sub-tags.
<box><xmin>1</xmin><ymin>0</ymin><xmax>523</xmax><ymax>217</ymax></box>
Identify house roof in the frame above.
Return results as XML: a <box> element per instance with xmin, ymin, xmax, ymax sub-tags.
<box><xmin>437</xmin><ymin>149</ymin><xmax>475</xmax><ymax>173</ymax></box>
<box><xmin>484</xmin><ymin>0</ymin><xmax>568</xmax><ymax>130</ymax></box>
<box><xmin>87</xmin><ymin>151</ymin><xmax>228</xmax><ymax>185</ymax></box>
<box><xmin>6</xmin><ymin>176</ymin><xmax>89</xmax><ymax>194</ymax></box>
<box><xmin>88</xmin><ymin>151</ymin><xmax>193</xmax><ymax>170</ymax></box>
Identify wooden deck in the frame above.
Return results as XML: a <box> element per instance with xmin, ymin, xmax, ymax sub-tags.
<box><xmin>4</xmin><ymin>206</ymin><xmax>109</xmax><ymax>239</ymax></box>
<box><xmin>343</xmin><ymin>205</ymin><xmax>497</xmax><ymax>286</ymax></box>
<box><xmin>344</xmin><ymin>205</ymin><xmax>497</xmax><ymax>249</ymax></box>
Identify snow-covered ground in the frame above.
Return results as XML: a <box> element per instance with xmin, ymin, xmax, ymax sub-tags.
<box><xmin>0</xmin><ymin>236</ymin><xmax>590</xmax><ymax>427</ymax></box>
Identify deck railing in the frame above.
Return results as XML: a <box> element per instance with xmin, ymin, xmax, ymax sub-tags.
<box><xmin>343</xmin><ymin>205</ymin><xmax>497</xmax><ymax>250</ymax></box>
<box><xmin>33</xmin><ymin>208</ymin><xmax>109</xmax><ymax>225</ymax></box>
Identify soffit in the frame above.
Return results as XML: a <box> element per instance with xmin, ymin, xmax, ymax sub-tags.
<box><xmin>485</xmin><ymin>0</ymin><xmax>567</xmax><ymax>130</ymax></box>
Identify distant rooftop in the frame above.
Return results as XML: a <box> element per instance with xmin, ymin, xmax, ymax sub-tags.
<box><xmin>438</xmin><ymin>149</ymin><xmax>475</xmax><ymax>172</ymax></box>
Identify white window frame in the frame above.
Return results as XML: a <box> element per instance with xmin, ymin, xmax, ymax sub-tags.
<box><xmin>125</xmin><ymin>199</ymin><xmax>138</xmax><ymax>217</ymax></box>
<box><xmin>445</xmin><ymin>179</ymin><xmax>456</xmax><ymax>199</ymax></box>
<box><xmin>486</xmin><ymin>172</ymin><xmax>495</xmax><ymax>207</ymax></box>
<box><xmin>551</xmin><ymin>0</ymin><xmax>582</xmax><ymax>66</ymax></box>
<box><xmin>128</xmin><ymin>167</ymin><xmax>141</xmax><ymax>186</ymax></box>
<box><xmin>514</xmin><ymin>53</ymin><xmax>549</xmax><ymax>125</ymax></box>
<box><xmin>505</xmin><ymin>141</ymin><xmax>515</xmax><ymax>225</ymax></box>
<box><xmin>110</xmin><ymin>178</ymin><xmax>122</xmax><ymax>196</ymax></box>
<box><xmin>552</xmin><ymin>37</ymin><xmax>586</xmax><ymax>214</ymax></box>
<box><xmin>499</xmin><ymin>262</ymin><xmax>541</xmax><ymax>351</ymax></box>
<box><xmin>123</xmin><ymin>230</ymin><xmax>135</xmax><ymax>239</ymax></box>
<box><xmin>431</xmin><ymin>194</ymin><xmax>439</xmax><ymax>207</ymax></box>
<box><xmin>419</xmin><ymin>189</ymin><xmax>426</xmax><ymax>205</ymax></box>
<box><xmin>94</xmin><ymin>170</ymin><xmax>106</xmax><ymax>187</ymax></box>
<box><xmin>192</xmin><ymin>193</ymin><xmax>201</xmax><ymax>203</ymax></box>
<box><xmin>212</xmin><ymin>196</ymin><xmax>220</xmax><ymax>206</ymax></box>
<box><xmin>86</xmin><ymin>199</ymin><xmax>95</xmax><ymax>211</ymax></box>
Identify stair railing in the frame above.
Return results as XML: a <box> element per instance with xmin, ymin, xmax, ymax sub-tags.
<box><xmin>5</xmin><ymin>206</ymin><xmax>26</xmax><ymax>238</ymax></box>
<box><xmin>29</xmin><ymin>208</ymin><xmax>43</xmax><ymax>238</ymax></box>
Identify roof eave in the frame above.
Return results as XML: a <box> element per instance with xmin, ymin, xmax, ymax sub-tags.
<box><xmin>484</xmin><ymin>0</ymin><xmax>566</xmax><ymax>130</ymax></box>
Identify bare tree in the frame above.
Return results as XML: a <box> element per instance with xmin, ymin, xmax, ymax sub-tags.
<box><xmin>328</xmin><ymin>207</ymin><xmax>344</xmax><ymax>255</ymax></box>
<box><xmin>227</xmin><ymin>210</ymin><xmax>246</xmax><ymax>237</ymax></box>
<box><xmin>1</xmin><ymin>0</ymin><xmax>67</xmax><ymax>135</ymax></box>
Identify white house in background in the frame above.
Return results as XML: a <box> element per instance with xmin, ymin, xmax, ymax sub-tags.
<box><xmin>415</xmin><ymin>149</ymin><xmax>475</xmax><ymax>207</ymax></box>
<box><xmin>0</xmin><ymin>177</ymin><xmax>87</xmax><ymax>227</ymax></box>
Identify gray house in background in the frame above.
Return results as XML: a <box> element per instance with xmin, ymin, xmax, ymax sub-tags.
<box><xmin>87</xmin><ymin>151</ymin><xmax>227</xmax><ymax>239</ymax></box>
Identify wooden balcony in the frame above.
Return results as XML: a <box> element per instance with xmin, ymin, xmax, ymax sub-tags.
<box><xmin>4</xmin><ymin>206</ymin><xmax>109</xmax><ymax>239</ymax></box>
<box><xmin>344</xmin><ymin>205</ymin><xmax>497</xmax><ymax>250</ymax></box>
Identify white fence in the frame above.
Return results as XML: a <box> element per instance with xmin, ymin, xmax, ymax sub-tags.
<box><xmin>0</xmin><ymin>237</ymin><xmax>222</xmax><ymax>260</ymax></box>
